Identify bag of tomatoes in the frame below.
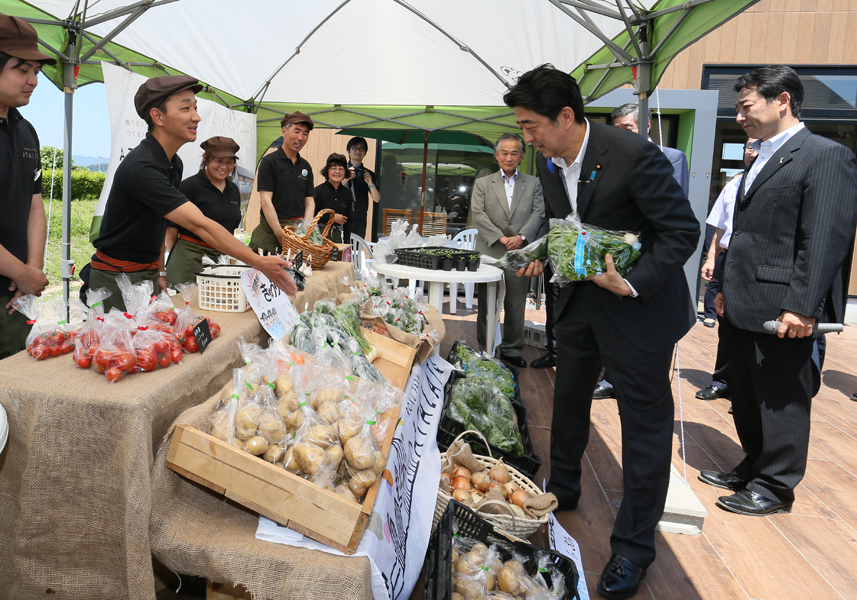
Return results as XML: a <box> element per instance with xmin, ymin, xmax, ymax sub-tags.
<box><xmin>72</xmin><ymin>288</ymin><xmax>112</xmax><ymax>369</ymax></box>
<box><xmin>92</xmin><ymin>314</ymin><xmax>137</xmax><ymax>383</ymax></box>
<box><xmin>171</xmin><ymin>283</ymin><xmax>221</xmax><ymax>353</ymax></box>
<box><xmin>132</xmin><ymin>327</ymin><xmax>183</xmax><ymax>372</ymax></box>
<box><xmin>13</xmin><ymin>295</ymin><xmax>81</xmax><ymax>360</ymax></box>
<box><xmin>150</xmin><ymin>290</ymin><xmax>178</xmax><ymax>330</ymax></box>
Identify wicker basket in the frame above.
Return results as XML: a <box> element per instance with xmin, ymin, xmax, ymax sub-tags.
<box><xmin>281</xmin><ymin>208</ymin><xmax>337</xmax><ymax>269</ymax></box>
<box><xmin>434</xmin><ymin>430</ymin><xmax>548</xmax><ymax>541</ymax></box>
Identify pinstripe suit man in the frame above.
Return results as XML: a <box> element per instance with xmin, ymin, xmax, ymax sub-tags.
<box><xmin>504</xmin><ymin>66</ymin><xmax>699</xmax><ymax>595</ymax></box>
<box><xmin>472</xmin><ymin>134</ymin><xmax>545</xmax><ymax>360</ymax></box>
<box><xmin>707</xmin><ymin>66</ymin><xmax>857</xmax><ymax>517</ymax></box>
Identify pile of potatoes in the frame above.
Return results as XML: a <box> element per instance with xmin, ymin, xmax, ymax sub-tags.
<box><xmin>210</xmin><ymin>365</ymin><xmax>388</xmax><ymax>503</ymax></box>
<box><xmin>450</xmin><ymin>540</ymin><xmax>564</xmax><ymax>600</ymax></box>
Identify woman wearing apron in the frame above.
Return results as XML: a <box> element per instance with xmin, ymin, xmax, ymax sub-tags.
<box><xmin>165</xmin><ymin>136</ymin><xmax>242</xmax><ymax>287</ymax></box>
<box><xmin>313</xmin><ymin>153</ymin><xmax>354</xmax><ymax>244</ymax></box>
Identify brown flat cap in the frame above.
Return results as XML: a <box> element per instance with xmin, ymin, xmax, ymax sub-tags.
<box><xmin>280</xmin><ymin>111</ymin><xmax>314</xmax><ymax>130</ymax></box>
<box><xmin>0</xmin><ymin>15</ymin><xmax>57</xmax><ymax>65</ymax></box>
<box><xmin>326</xmin><ymin>152</ymin><xmax>348</xmax><ymax>167</ymax></box>
<box><xmin>134</xmin><ymin>75</ymin><xmax>203</xmax><ymax>119</ymax></box>
<box><xmin>201</xmin><ymin>136</ymin><xmax>240</xmax><ymax>158</ymax></box>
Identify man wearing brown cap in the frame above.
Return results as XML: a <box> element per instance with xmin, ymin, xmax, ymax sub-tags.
<box><xmin>90</xmin><ymin>75</ymin><xmax>296</xmax><ymax>311</ymax></box>
<box><xmin>0</xmin><ymin>15</ymin><xmax>56</xmax><ymax>358</ymax></box>
<box><xmin>250</xmin><ymin>111</ymin><xmax>316</xmax><ymax>254</ymax></box>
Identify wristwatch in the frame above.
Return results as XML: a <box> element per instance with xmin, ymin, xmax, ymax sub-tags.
<box><xmin>159</xmin><ymin>271</ymin><xmax>167</xmax><ymax>277</ymax></box>
<box><xmin>519</xmin><ymin>234</ymin><xmax>527</xmax><ymax>242</ymax></box>
<box><xmin>369</xmin><ymin>184</ymin><xmax>376</xmax><ymax>190</ymax></box>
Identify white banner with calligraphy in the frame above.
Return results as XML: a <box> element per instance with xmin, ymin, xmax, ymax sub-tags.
<box><xmin>255</xmin><ymin>355</ymin><xmax>454</xmax><ymax>600</ymax></box>
<box><xmin>240</xmin><ymin>268</ymin><xmax>300</xmax><ymax>340</ymax></box>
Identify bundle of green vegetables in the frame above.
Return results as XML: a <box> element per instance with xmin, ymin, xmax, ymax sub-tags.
<box><xmin>450</xmin><ymin>342</ymin><xmax>517</xmax><ymax>400</ymax></box>
<box><xmin>352</xmin><ymin>275</ymin><xmax>428</xmax><ymax>336</ymax></box>
<box><xmin>547</xmin><ymin>216</ymin><xmax>641</xmax><ymax>284</ymax></box>
<box><xmin>448</xmin><ymin>376</ymin><xmax>524</xmax><ymax>455</ymax></box>
<box><xmin>480</xmin><ymin>235</ymin><xmax>548</xmax><ymax>272</ymax></box>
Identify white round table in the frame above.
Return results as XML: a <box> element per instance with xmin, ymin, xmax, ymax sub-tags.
<box><xmin>373</xmin><ymin>262</ymin><xmax>505</xmax><ymax>354</ymax></box>
<box><xmin>0</xmin><ymin>402</ymin><xmax>7</xmax><ymax>455</ymax></box>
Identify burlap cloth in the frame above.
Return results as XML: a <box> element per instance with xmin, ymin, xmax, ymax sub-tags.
<box><xmin>0</xmin><ymin>262</ymin><xmax>354</xmax><ymax>600</ymax></box>
<box><xmin>337</xmin><ymin>292</ymin><xmax>446</xmax><ymax>363</ymax></box>
<box><xmin>149</xmin><ymin>383</ymin><xmax>372</xmax><ymax>600</ymax></box>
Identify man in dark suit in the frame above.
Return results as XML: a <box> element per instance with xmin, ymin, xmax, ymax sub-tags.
<box><xmin>505</xmin><ymin>65</ymin><xmax>700</xmax><ymax>599</ymax></box>
<box><xmin>700</xmin><ymin>65</ymin><xmax>857</xmax><ymax>517</ymax></box>
<box><xmin>471</xmin><ymin>133</ymin><xmax>545</xmax><ymax>365</ymax></box>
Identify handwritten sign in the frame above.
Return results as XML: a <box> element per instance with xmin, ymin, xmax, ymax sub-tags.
<box><xmin>240</xmin><ymin>268</ymin><xmax>299</xmax><ymax>340</ymax></box>
<box><xmin>547</xmin><ymin>507</ymin><xmax>590</xmax><ymax>600</ymax></box>
<box><xmin>192</xmin><ymin>318</ymin><xmax>213</xmax><ymax>354</ymax></box>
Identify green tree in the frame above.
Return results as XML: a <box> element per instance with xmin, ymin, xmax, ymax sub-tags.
<box><xmin>41</xmin><ymin>146</ymin><xmax>63</xmax><ymax>172</ymax></box>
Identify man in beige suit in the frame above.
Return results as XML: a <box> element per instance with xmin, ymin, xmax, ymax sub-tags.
<box><xmin>472</xmin><ymin>133</ymin><xmax>545</xmax><ymax>366</ymax></box>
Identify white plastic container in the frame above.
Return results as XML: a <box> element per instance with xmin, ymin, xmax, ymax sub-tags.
<box><xmin>195</xmin><ymin>264</ymin><xmax>252</xmax><ymax>312</ymax></box>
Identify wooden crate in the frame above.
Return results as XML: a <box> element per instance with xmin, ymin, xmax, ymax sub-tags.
<box><xmin>363</xmin><ymin>329</ymin><xmax>417</xmax><ymax>390</ymax></box>
<box><xmin>166</xmin><ymin>406</ymin><xmax>400</xmax><ymax>555</ymax></box>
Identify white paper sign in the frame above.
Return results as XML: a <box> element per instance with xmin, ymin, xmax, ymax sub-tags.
<box><xmin>93</xmin><ymin>62</ymin><xmax>256</xmax><ymax>238</ymax></box>
<box><xmin>255</xmin><ymin>355</ymin><xmax>455</xmax><ymax>600</ymax></box>
<box><xmin>547</xmin><ymin>510</ymin><xmax>590</xmax><ymax>600</ymax></box>
<box><xmin>240</xmin><ymin>268</ymin><xmax>300</xmax><ymax>340</ymax></box>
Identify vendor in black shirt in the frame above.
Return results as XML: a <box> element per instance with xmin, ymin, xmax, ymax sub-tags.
<box><xmin>250</xmin><ymin>112</ymin><xmax>316</xmax><ymax>254</ymax></box>
<box><xmin>90</xmin><ymin>75</ymin><xmax>295</xmax><ymax>312</ymax></box>
<box><xmin>0</xmin><ymin>16</ymin><xmax>55</xmax><ymax>359</ymax></box>
<box><xmin>164</xmin><ymin>136</ymin><xmax>242</xmax><ymax>286</ymax></box>
<box><xmin>345</xmin><ymin>136</ymin><xmax>379</xmax><ymax>242</ymax></box>
<box><xmin>314</xmin><ymin>153</ymin><xmax>353</xmax><ymax>244</ymax></box>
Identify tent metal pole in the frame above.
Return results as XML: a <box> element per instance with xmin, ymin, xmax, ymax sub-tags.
<box><xmin>549</xmin><ymin>0</ymin><xmax>634</xmax><ymax>63</ymax></box>
<box><xmin>80</xmin><ymin>4</ymin><xmax>151</xmax><ymax>62</ymax></box>
<box><xmin>418</xmin><ymin>131</ymin><xmax>428</xmax><ymax>236</ymax></box>
<box><xmin>84</xmin><ymin>0</ymin><xmax>179</xmax><ymax>28</ymax></box>
<box><xmin>649</xmin><ymin>9</ymin><xmax>691</xmax><ymax>56</ymax></box>
<box><xmin>61</xmin><ymin>54</ymin><xmax>77</xmax><ymax>316</ymax></box>
<box><xmin>634</xmin><ymin>29</ymin><xmax>652</xmax><ymax>141</ymax></box>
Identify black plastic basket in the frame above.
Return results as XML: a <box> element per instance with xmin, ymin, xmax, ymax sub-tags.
<box><xmin>438</xmin><ymin>371</ymin><xmax>542</xmax><ymax>480</ymax></box>
<box><xmin>395</xmin><ymin>247</ymin><xmax>481</xmax><ymax>271</ymax></box>
<box><xmin>424</xmin><ymin>500</ymin><xmax>580</xmax><ymax>600</ymax></box>
<box><xmin>447</xmin><ymin>340</ymin><xmax>524</xmax><ymax>408</ymax></box>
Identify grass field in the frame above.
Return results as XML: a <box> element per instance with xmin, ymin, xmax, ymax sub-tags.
<box><xmin>42</xmin><ymin>197</ymin><xmax>96</xmax><ymax>297</ymax></box>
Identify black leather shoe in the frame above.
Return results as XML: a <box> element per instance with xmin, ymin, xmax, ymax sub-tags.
<box><xmin>716</xmin><ymin>489</ymin><xmax>793</xmax><ymax>516</ymax></box>
<box><xmin>695</xmin><ymin>385</ymin><xmax>729</xmax><ymax>400</ymax></box>
<box><xmin>530</xmin><ymin>350</ymin><xmax>556</xmax><ymax>369</ymax></box>
<box><xmin>698</xmin><ymin>470</ymin><xmax>748</xmax><ymax>491</ymax></box>
<box><xmin>499</xmin><ymin>353</ymin><xmax>527</xmax><ymax>368</ymax></box>
<box><xmin>851</xmin><ymin>393</ymin><xmax>857</xmax><ymax>402</ymax></box>
<box><xmin>597</xmin><ymin>554</ymin><xmax>646</xmax><ymax>599</ymax></box>
<box><xmin>592</xmin><ymin>384</ymin><xmax>614</xmax><ymax>399</ymax></box>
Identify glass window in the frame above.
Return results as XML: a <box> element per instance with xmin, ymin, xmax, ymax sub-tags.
<box><xmin>721</xmin><ymin>142</ymin><xmax>745</xmax><ymax>161</ymax></box>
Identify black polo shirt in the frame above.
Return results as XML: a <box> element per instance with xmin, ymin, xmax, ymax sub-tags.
<box><xmin>175</xmin><ymin>171</ymin><xmax>241</xmax><ymax>241</ymax></box>
<box><xmin>257</xmin><ymin>147</ymin><xmax>314</xmax><ymax>220</ymax></box>
<box><xmin>314</xmin><ymin>180</ymin><xmax>353</xmax><ymax>226</ymax></box>
<box><xmin>346</xmin><ymin>161</ymin><xmax>377</xmax><ymax>234</ymax></box>
<box><xmin>94</xmin><ymin>133</ymin><xmax>188</xmax><ymax>264</ymax></box>
<box><xmin>0</xmin><ymin>108</ymin><xmax>43</xmax><ymax>294</ymax></box>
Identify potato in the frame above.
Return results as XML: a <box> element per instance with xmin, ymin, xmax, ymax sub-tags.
<box><xmin>372</xmin><ymin>450</ymin><xmax>387</xmax><ymax>475</ymax></box>
<box><xmin>455</xmin><ymin>556</ymin><xmax>480</xmax><ymax>577</ymax></box>
<box><xmin>497</xmin><ymin>566</ymin><xmax>521</xmax><ymax>595</ymax></box>
<box><xmin>336</xmin><ymin>416</ymin><xmax>363</xmax><ymax>444</ymax></box>
<box><xmin>333</xmin><ymin>483</ymin><xmax>358</xmax><ymax>503</ymax></box>
<box><xmin>263</xmin><ymin>444</ymin><xmax>285</xmax><ymax>463</ymax></box>
<box><xmin>234</xmin><ymin>404</ymin><xmax>262</xmax><ymax>441</ymax></box>
<box><xmin>325</xmin><ymin>444</ymin><xmax>344</xmax><ymax>469</ymax></box>
<box><xmin>210</xmin><ymin>417</ymin><xmax>232</xmax><ymax>443</ymax></box>
<box><xmin>274</xmin><ymin>374</ymin><xmax>293</xmax><ymax>396</ymax></box>
<box><xmin>278</xmin><ymin>390</ymin><xmax>299</xmax><ymax>415</ymax></box>
<box><xmin>243</xmin><ymin>436</ymin><xmax>268</xmax><ymax>456</ymax></box>
<box><xmin>344</xmin><ymin>437</ymin><xmax>375</xmax><ymax>470</ymax></box>
<box><xmin>283</xmin><ymin>446</ymin><xmax>301</xmax><ymax>473</ymax></box>
<box><xmin>294</xmin><ymin>442</ymin><xmax>326</xmax><ymax>476</ymax></box>
<box><xmin>285</xmin><ymin>409</ymin><xmax>304</xmax><ymax>433</ymax></box>
<box><xmin>348</xmin><ymin>468</ymin><xmax>377</xmax><ymax>497</ymax></box>
<box><xmin>258</xmin><ymin>412</ymin><xmax>285</xmax><ymax>444</ymax></box>
<box><xmin>312</xmin><ymin>387</ymin><xmax>343</xmax><ymax>409</ymax></box>
<box><xmin>317</xmin><ymin>401</ymin><xmax>343</xmax><ymax>424</ymax></box>
<box><xmin>306</xmin><ymin>424</ymin><xmax>337</xmax><ymax>448</ymax></box>
<box><xmin>451</xmin><ymin>594</ymin><xmax>464</xmax><ymax>600</ymax></box>
<box><xmin>230</xmin><ymin>438</ymin><xmax>244</xmax><ymax>450</ymax></box>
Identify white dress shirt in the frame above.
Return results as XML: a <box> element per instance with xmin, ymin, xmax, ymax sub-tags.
<box><xmin>501</xmin><ymin>169</ymin><xmax>518</xmax><ymax>211</ymax></box>
<box><xmin>551</xmin><ymin>118</ymin><xmax>591</xmax><ymax>215</ymax></box>
<box><xmin>706</xmin><ymin>174</ymin><xmax>742</xmax><ymax>248</ymax></box>
<box><xmin>743</xmin><ymin>121</ymin><xmax>805</xmax><ymax>193</ymax></box>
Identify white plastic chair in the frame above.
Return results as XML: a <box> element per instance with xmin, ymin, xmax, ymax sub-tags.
<box><xmin>449</xmin><ymin>228</ymin><xmax>478</xmax><ymax>314</ymax></box>
<box><xmin>349</xmin><ymin>234</ymin><xmax>376</xmax><ymax>281</ymax></box>
<box><xmin>0</xmin><ymin>402</ymin><xmax>8</xmax><ymax>455</ymax></box>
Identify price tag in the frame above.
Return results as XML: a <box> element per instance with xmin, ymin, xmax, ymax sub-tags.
<box><xmin>241</xmin><ymin>268</ymin><xmax>300</xmax><ymax>340</ymax></box>
<box><xmin>193</xmin><ymin>318</ymin><xmax>213</xmax><ymax>354</ymax></box>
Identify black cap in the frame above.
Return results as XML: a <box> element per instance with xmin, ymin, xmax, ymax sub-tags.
<box><xmin>0</xmin><ymin>15</ymin><xmax>57</xmax><ymax>65</ymax></box>
<box><xmin>200</xmin><ymin>136</ymin><xmax>240</xmax><ymax>158</ymax></box>
<box><xmin>134</xmin><ymin>75</ymin><xmax>203</xmax><ymax>119</ymax></box>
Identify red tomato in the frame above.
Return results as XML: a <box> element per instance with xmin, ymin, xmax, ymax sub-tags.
<box><xmin>136</xmin><ymin>349</ymin><xmax>157</xmax><ymax>372</ymax></box>
<box><xmin>30</xmin><ymin>345</ymin><xmax>49</xmax><ymax>360</ymax></box>
<box><xmin>153</xmin><ymin>339</ymin><xmax>169</xmax><ymax>355</ymax></box>
<box><xmin>105</xmin><ymin>367</ymin><xmax>124</xmax><ymax>383</ymax></box>
<box><xmin>75</xmin><ymin>355</ymin><xmax>92</xmax><ymax>369</ymax></box>
<box><xmin>158</xmin><ymin>353</ymin><xmax>172</xmax><ymax>369</ymax></box>
<box><xmin>183</xmin><ymin>336</ymin><xmax>199</xmax><ymax>353</ymax></box>
<box><xmin>113</xmin><ymin>351</ymin><xmax>137</xmax><ymax>373</ymax></box>
<box><xmin>59</xmin><ymin>341</ymin><xmax>73</xmax><ymax>355</ymax></box>
<box><xmin>95</xmin><ymin>349</ymin><xmax>111</xmax><ymax>368</ymax></box>
<box><xmin>209</xmin><ymin>323</ymin><xmax>221</xmax><ymax>338</ymax></box>
<box><xmin>47</xmin><ymin>344</ymin><xmax>62</xmax><ymax>358</ymax></box>
<box><xmin>171</xmin><ymin>347</ymin><xmax>183</xmax><ymax>364</ymax></box>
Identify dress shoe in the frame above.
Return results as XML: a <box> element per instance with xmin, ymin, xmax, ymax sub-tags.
<box><xmin>851</xmin><ymin>393</ymin><xmax>857</xmax><ymax>402</ymax></box>
<box><xmin>695</xmin><ymin>385</ymin><xmax>729</xmax><ymax>400</ymax></box>
<box><xmin>703</xmin><ymin>318</ymin><xmax>716</xmax><ymax>328</ymax></box>
<box><xmin>698</xmin><ymin>470</ymin><xmax>748</xmax><ymax>491</ymax></box>
<box><xmin>499</xmin><ymin>353</ymin><xmax>527</xmax><ymax>368</ymax></box>
<box><xmin>592</xmin><ymin>384</ymin><xmax>614</xmax><ymax>400</ymax></box>
<box><xmin>716</xmin><ymin>489</ymin><xmax>793</xmax><ymax>516</ymax></box>
<box><xmin>597</xmin><ymin>554</ymin><xmax>646</xmax><ymax>600</ymax></box>
<box><xmin>530</xmin><ymin>350</ymin><xmax>556</xmax><ymax>369</ymax></box>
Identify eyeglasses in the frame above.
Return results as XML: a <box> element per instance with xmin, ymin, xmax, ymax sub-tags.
<box><xmin>349</xmin><ymin>147</ymin><xmax>367</xmax><ymax>153</ymax></box>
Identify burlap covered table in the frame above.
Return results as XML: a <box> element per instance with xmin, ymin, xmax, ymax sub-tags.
<box><xmin>149</xmin><ymin>383</ymin><xmax>373</xmax><ymax>600</ymax></box>
<box><xmin>0</xmin><ymin>262</ymin><xmax>354</xmax><ymax>599</ymax></box>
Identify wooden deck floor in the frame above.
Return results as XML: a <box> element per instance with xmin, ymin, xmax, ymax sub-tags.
<box><xmin>437</xmin><ymin>299</ymin><xmax>857</xmax><ymax>600</ymax></box>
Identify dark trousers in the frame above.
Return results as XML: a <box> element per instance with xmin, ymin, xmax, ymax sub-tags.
<box><xmin>711</xmin><ymin>314</ymin><xmax>730</xmax><ymax>391</ymax></box>
<box><xmin>723</xmin><ymin>319</ymin><xmax>815</xmax><ymax>503</ymax></box>
<box><xmin>542</xmin><ymin>264</ymin><xmax>559</xmax><ymax>352</ymax></box>
<box><xmin>548</xmin><ymin>283</ymin><xmax>674</xmax><ymax>568</ymax></box>
<box><xmin>702</xmin><ymin>224</ymin><xmax>722</xmax><ymax>320</ymax></box>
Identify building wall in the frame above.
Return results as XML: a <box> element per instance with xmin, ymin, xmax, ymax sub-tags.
<box><xmin>658</xmin><ymin>0</ymin><xmax>857</xmax><ymax>90</ymax></box>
